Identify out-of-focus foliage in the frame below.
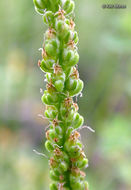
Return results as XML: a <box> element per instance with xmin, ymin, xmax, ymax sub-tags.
<box><xmin>0</xmin><ymin>0</ymin><xmax>131</xmax><ymax>190</ymax></box>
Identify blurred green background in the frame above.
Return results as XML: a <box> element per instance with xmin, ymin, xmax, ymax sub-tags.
<box><xmin>0</xmin><ymin>0</ymin><xmax>131</xmax><ymax>190</ymax></box>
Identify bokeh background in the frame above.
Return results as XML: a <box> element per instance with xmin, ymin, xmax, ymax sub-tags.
<box><xmin>0</xmin><ymin>0</ymin><xmax>131</xmax><ymax>190</ymax></box>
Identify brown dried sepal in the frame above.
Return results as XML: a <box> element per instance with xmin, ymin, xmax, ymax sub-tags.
<box><xmin>54</xmin><ymin>64</ymin><xmax>63</xmax><ymax>75</ymax></box>
<box><xmin>70</xmin><ymin>67</ymin><xmax>79</xmax><ymax>79</ymax></box>
<box><xmin>64</xmin><ymin>97</ymin><xmax>73</xmax><ymax>108</ymax></box>
<box><xmin>55</xmin><ymin>6</ymin><xmax>65</xmax><ymax>20</ymax></box>
<box><xmin>69</xmin><ymin>131</ymin><xmax>80</xmax><ymax>142</ymax></box>
<box><xmin>70</xmin><ymin>19</ymin><xmax>75</xmax><ymax>30</ymax></box>
<box><xmin>54</xmin><ymin>147</ymin><xmax>62</xmax><ymax>157</ymax></box>
<box><xmin>47</xmin><ymin>28</ymin><xmax>56</xmax><ymax>39</ymax></box>
<box><xmin>49</xmin><ymin>157</ymin><xmax>57</xmax><ymax>168</ymax></box>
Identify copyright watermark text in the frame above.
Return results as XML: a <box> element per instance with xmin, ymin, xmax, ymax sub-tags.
<box><xmin>102</xmin><ymin>4</ymin><xmax>127</xmax><ymax>9</ymax></box>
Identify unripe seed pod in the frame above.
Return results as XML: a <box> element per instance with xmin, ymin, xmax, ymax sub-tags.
<box><xmin>71</xmin><ymin>181</ymin><xmax>84</xmax><ymax>190</ymax></box>
<box><xmin>33</xmin><ymin>0</ymin><xmax>46</xmax><ymax>9</ymax></box>
<box><xmin>63</xmin><ymin>0</ymin><xmax>70</xmax><ymax>10</ymax></box>
<box><xmin>73</xmin><ymin>31</ymin><xmax>79</xmax><ymax>44</ymax></box>
<box><xmin>65</xmin><ymin>78</ymin><xmax>77</xmax><ymax>90</ymax></box>
<box><xmin>49</xmin><ymin>129</ymin><xmax>56</xmax><ymax>139</ymax></box>
<box><xmin>65</xmin><ymin>127</ymin><xmax>74</xmax><ymax>138</ymax></box>
<box><xmin>55</xmin><ymin>19</ymin><xmax>70</xmax><ymax>42</ymax></box>
<box><xmin>63</xmin><ymin>0</ymin><xmax>75</xmax><ymax>14</ymax></box>
<box><xmin>40</xmin><ymin>59</ymin><xmax>53</xmax><ymax>73</ymax></box>
<box><xmin>69</xmin><ymin>174</ymin><xmax>77</xmax><ymax>184</ymax></box>
<box><xmin>69</xmin><ymin>79</ymin><xmax>84</xmax><ymax>97</ymax></box>
<box><xmin>76</xmin><ymin>140</ymin><xmax>83</xmax><ymax>148</ymax></box>
<box><xmin>55</xmin><ymin>125</ymin><xmax>63</xmax><ymax>135</ymax></box>
<box><xmin>84</xmin><ymin>181</ymin><xmax>89</xmax><ymax>190</ymax></box>
<box><xmin>46</xmin><ymin>72</ymin><xmax>65</xmax><ymax>92</ymax></box>
<box><xmin>53</xmin><ymin>167</ymin><xmax>61</xmax><ymax>176</ymax></box>
<box><xmin>45</xmin><ymin>38</ymin><xmax>59</xmax><ymax>57</ymax></box>
<box><xmin>35</xmin><ymin>7</ymin><xmax>45</xmax><ymax>14</ymax></box>
<box><xmin>59</xmin><ymin>161</ymin><xmax>68</xmax><ymax>172</ymax></box>
<box><xmin>66</xmin><ymin>1</ymin><xmax>75</xmax><ymax>14</ymax></box>
<box><xmin>45</xmin><ymin>140</ymin><xmax>54</xmax><ymax>152</ymax></box>
<box><xmin>73</xmin><ymin>115</ymin><xmax>84</xmax><ymax>129</ymax></box>
<box><xmin>69</xmin><ymin>145</ymin><xmax>81</xmax><ymax>158</ymax></box>
<box><xmin>54</xmin><ymin>80</ymin><xmax>64</xmax><ymax>92</ymax></box>
<box><xmin>50</xmin><ymin>183</ymin><xmax>58</xmax><ymax>190</ymax></box>
<box><xmin>50</xmin><ymin>170</ymin><xmax>59</xmax><ymax>181</ymax></box>
<box><xmin>43</xmin><ymin>11</ymin><xmax>54</xmax><ymax>25</ymax></box>
<box><xmin>63</xmin><ymin>49</ymin><xmax>79</xmax><ymax>67</ymax></box>
<box><xmin>45</xmin><ymin>106</ymin><xmax>58</xmax><ymax>119</ymax></box>
<box><xmin>41</xmin><ymin>90</ymin><xmax>59</xmax><ymax>105</ymax></box>
<box><xmin>77</xmin><ymin>158</ymin><xmax>88</xmax><ymax>169</ymax></box>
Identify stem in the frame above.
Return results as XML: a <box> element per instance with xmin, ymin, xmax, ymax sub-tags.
<box><xmin>33</xmin><ymin>0</ymin><xmax>89</xmax><ymax>189</ymax></box>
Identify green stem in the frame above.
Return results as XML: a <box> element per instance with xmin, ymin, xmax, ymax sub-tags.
<box><xmin>33</xmin><ymin>0</ymin><xmax>89</xmax><ymax>189</ymax></box>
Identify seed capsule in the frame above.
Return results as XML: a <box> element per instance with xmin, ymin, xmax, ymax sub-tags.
<box><xmin>41</xmin><ymin>90</ymin><xmax>59</xmax><ymax>105</ymax></box>
<box><xmin>69</xmin><ymin>145</ymin><xmax>81</xmax><ymax>158</ymax></box>
<box><xmin>45</xmin><ymin>106</ymin><xmax>58</xmax><ymax>119</ymax></box>
<box><xmin>59</xmin><ymin>161</ymin><xmax>68</xmax><ymax>172</ymax></box>
<box><xmin>55</xmin><ymin>126</ymin><xmax>63</xmax><ymax>135</ymax></box>
<box><xmin>45</xmin><ymin>38</ymin><xmax>59</xmax><ymax>57</ymax></box>
<box><xmin>77</xmin><ymin>158</ymin><xmax>88</xmax><ymax>169</ymax></box>
<box><xmin>63</xmin><ymin>0</ymin><xmax>75</xmax><ymax>14</ymax></box>
<box><xmin>43</xmin><ymin>11</ymin><xmax>55</xmax><ymax>25</ymax></box>
<box><xmin>45</xmin><ymin>140</ymin><xmax>54</xmax><ymax>152</ymax></box>
<box><xmin>33</xmin><ymin>0</ymin><xmax>46</xmax><ymax>9</ymax></box>
<box><xmin>50</xmin><ymin>183</ymin><xmax>58</xmax><ymax>190</ymax></box>
<box><xmin>69</xmin><ymin>79</ymin><xmax>84</xmax><ymax>97</ymax></box>
<box><xmin>50</xmin><ymin>170</ymin><xmax>59</xmax><ymax>181</ymax></box>
<box><xmin>63</xmin><ymin>49</ymin><xmax>79</xmax><ymax>67</ymax></box>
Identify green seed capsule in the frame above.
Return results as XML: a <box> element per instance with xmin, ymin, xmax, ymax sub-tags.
<box><xmin>41</xmin><ymin>91</ymin><xmax>59</xmax><ymax>105</ymax></box>
<box><xmin>45</xmin><ymin>42</ymin><xmax>57</xmax><ymax>57</ymax></box>
<box><xmin>49</xmin><ymin>129</ymin><xmax>56</xmax><ymax>139</ymax></box>
<box><xmin>63</xmin><ymin>0</ymin><xmax>70</xmax><ymax>11</ymax></box>
<box><xmin>55</xmin><ymin>126</ymin><xmax>63</xmax><ymax>135</ymax></box>
<box><xmin>59</xmin><ymin>161</ymin><xmax>68</xmax><ymax>172</ymax></box>
<box><xmin>69</xmin><ymin>145</ymin><xmax>81</xmax><ymax>158</ymax></box>
<box><xmin>73</xmin><ymin>115</ymin><xmax>84</xmax><ymax>129</ymax></box>
<box><xmin>40</xmin><ymin>60</ymin><xmax>53</xmax><ymax>73</ymax></box>
<box><xmin>54</xmin><ymin>80</ymin><xmax>64</xmax><ymax>92</ymax></box>
<box><xmin>65</xmin><ymin>127</ymin><xmax>74</xmax><ymax>138</ymax></box>
<box><xmin>69</xmin><ymin>79</ymin><xmax>84</xmax><ymax>96</ymax></box>
<box><xmin>77</xmin><ymin>158</ymin><xmax>88</xmax><ymax>168</ymax></box>
<box><xmin>63</xmin><ymin>49</ymin><xmax>79</xmax><ymax>67</ymax></box>
<box><xmin>43</xmin><ymin>11</ymin><xmax>54</xmax><ymax>25</ymax></box>
<box><xmin>35</xmin><ymin>7</ymin><xmax>45</xmax><ymax>14</ymax></box>
<box><xmin>45</xmin><ymin>106</ymin><xmax>58</xmax><ymax>119</ymax></box>
<box><xmin>33</xmin><ymin>0</ymin><xmax>46</xmax><ymax>9</ymax></box>
<box><xmin>66</xmin><ymin>1</ymin><xmax>75</xmax><ymax>14</ymax></box>
<box><xmin>50</xmin><ymin>170</ymin><xmax>59</xmax><ymax>181</ymax></box>
<box><xmin>45</xmin><ymin>140</ymin><xmax>54</xmax><ymax>152</ymax></box>
<box><xmin>70</xmin><ymin>174</ymin><xmax>76</xmax><ymax>184</ymax></box>
<box><xmin>71</xmin><ymin>181</ymin><xmax>84</xmax><ymax>190</ymax></box>
<box><xmin>68</xmin><ymin>51</ymin><xmax>79</xmax><ymax>67</ymax></box>
<box><xmin>53</xmin><ymin>168</ymin><xmax>61</xmax><ymax>176</ymax></box>
<box><xmin>55</xmin><ymin>20</ymin><xmax>70</xmax><ymax>40</ymax></box>
<box><xmin>65</xmin><ymin>78</ymin><xmax>77</xmax><ymax>90</ymax></box>
<box><xmin>84</xmin><ymin>181</ymin><xmax>89</xmax><ymax>189</ymax></box>
<box><xmin>50</xmin><ymin>183</ymin><xmax>58</xmax><ymax>190</ymax></box>
<box><xmin>73</xmin><ymin>31</ymin><xmax>79</xmax><ymax>44</ymax></box>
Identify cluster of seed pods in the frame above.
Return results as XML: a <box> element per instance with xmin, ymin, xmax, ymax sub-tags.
<box><xmin>33</xmin><ymin>0</ymin><xmax>89</xmax><ymax>189</ymax></box>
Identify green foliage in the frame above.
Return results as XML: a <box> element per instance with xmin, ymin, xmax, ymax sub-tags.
<box><xmin>33</xmin><ymin>0</ymin><xmax>89</xmax><ymax>189</ymax></box>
